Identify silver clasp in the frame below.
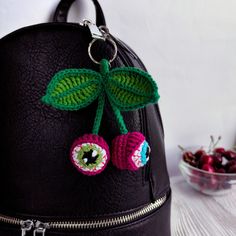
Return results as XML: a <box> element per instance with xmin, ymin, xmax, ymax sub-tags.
<box><xmin>83</xmin><ymin>19</ymin><xmax>105</xmax><ymax>40</ymax></box>
<box><xmin>20</xmin><ymin>220</ymin><xmax>34</xmax><ymax>236</ymax></box>
<box><xmin>33</xmin><ymin>221</ymin><xmax>50</xmax><ymax>236</ymax></box>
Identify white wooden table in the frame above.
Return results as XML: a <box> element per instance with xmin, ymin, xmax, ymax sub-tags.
<box><xmin>171</xmin><ymin>176</ymin><xmax>236</xmax><ymax>236</ymax></box>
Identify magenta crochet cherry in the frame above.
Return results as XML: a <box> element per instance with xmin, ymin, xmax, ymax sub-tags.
<box><xmin>70</xmin><ymin>134</ymin><xmax>110</xmax><ymax>176</ymax></box>
<box><xmin>112</xmin><ymin>132</ymin><xmax>150</xmax><ymax>171</ymax></box>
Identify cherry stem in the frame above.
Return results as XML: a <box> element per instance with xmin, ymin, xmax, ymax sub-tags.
<box><xmin>208</xmin><ymin>135</ymin><xmax>222</xmax><ymax>153</ymax></box>
<box><xmin>92</xmin><ymin>59</ymin><xmax>109</xmax><ymax>135</ymax></box>
<box><xmin>207</xmin><ymin>135</ymin><xmax>214</xmax><ymax>153</ymax></box>
<box><xmin>100</xmin><ymin>59</ymin><xmax>110</xmax><ymax>76</ymax></box>
<box><xmin>92</xmin><ymin>93</ymin><xmax>105</xmax><ymax>135</ymax></box>
<box><xmin>110</xmin><ymin>102</ymin><xmax>128</xmax><ymax>134</ymax></box>
<box><xmin>212</xmin><ymin>136</ymin><xmax>222</xmax><ymax>150</ymax></box>
<box><xmin>178</xmin><ymin>145</ymin><xmax>186</xmax><ymax>152</ymax></box>
<box><xmin>99</xmin><ymin>58</ymin><xmax>128</xmax><ymax>135</ymax></box>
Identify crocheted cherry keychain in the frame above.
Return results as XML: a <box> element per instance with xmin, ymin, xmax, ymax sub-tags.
<box><xmin>42</xmin><ymin>33</ymin><xmax>160</xmax><ymax>175</ymax></box>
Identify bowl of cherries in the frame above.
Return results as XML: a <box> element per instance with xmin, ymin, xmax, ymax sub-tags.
<box><xmin>179</xmin><ymin>136</ymin><xmax>236</xmax><ymax>195</ymax></box>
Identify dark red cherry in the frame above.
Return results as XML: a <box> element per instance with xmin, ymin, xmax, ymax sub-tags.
<box><xmin>183</xmin><ymin>151</ymin><xmax>194</xmax><ymax>160</ymax></box>
<box><xmin>228</xmin><ymin>165</ymin><xmax>236</xmax><ymax>173</ymax></box>
<box><xmin>215</xmin><ymin>167</ymin><xmax>227</xmax><ymax>182</ymax></box>
<box><xmin>224</xmin><ymin>150</ymin><xmax>236</xmax><ymax>160</ymax></box>
<box><xmin>190</xmin><ymin>169</ymin><xmax>201</xmax><ymax>184</ymax></box>
<box><xmin>225</xmin><ymin>160</ymin><xmax>236</xmax><ymax>172</ymax></box>
<box><xmin>213</xmin><ymin>153</ymin><xmax>223</xmax><ymax>166</ymax></box>
<box><xmin>209</xmin><ymin>176</ymin><xmax>218</xmax><ymax>190</ymax></box>
<box><xmin>201</xmin><ymin>164</ymin><xmax>215</xmax><ymax>173</ymax></box>
<box><xmin>200</xmin><ymin>155</ymin><xmax>214</xmax><ymax>167</ymax></box>
<box><xmin>194</xmin><ymin>149</ymin><xmax>206</xmax><ymax>160</ymax></box>
<box><xmin>214</xmin><ymin>147</ymin><xmax>225</xmax><ymax>156</ymax></box>
<box><xmin>183</xmin><ymin>151</ymin><xmax>198</xmax><ymax>167</ymax></box>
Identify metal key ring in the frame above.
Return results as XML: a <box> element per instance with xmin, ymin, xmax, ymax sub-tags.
<box><xmin>88</xmin><ymin>37</ymin><xmax>118</xmax><ymax>65</ymax></box>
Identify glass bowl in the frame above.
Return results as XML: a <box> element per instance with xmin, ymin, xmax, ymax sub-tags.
<box><xmin>179</xmin><ymin>159</ymin><xmax>236</xmax><ymax>195</ymax></box>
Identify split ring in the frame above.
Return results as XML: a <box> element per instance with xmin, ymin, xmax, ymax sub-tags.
<box><xmin>88</xmin><ymin>37</ymin><xmax>118</xmax><ymax>65</ymax></box>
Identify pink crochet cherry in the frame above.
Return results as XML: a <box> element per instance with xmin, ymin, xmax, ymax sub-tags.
<box><xmin>112</xmin><ymin>132</ymin><xmax>150</xmax><ymax>171</ymax></box>
<box><xmin>70</xmin><ymin>134</ymin><xmax>110</xmax><ymax>176</ymax></box>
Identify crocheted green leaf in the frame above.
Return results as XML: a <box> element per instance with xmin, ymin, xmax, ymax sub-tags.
<box><xmin>106</xmin><ymin>67</ymin><xmax>160</xmax><ymax>111</ymax></box>
<box><xmin>42</xmin><ymin>69</ymin><xmax>102</xmax><ymax>110</ymax></box>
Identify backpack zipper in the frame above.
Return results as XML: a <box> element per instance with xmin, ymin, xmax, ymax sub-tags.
<box><xmin>0</xmin><ymin>194</ymin><xmax>166</xmax><ymax>235</ymax></box>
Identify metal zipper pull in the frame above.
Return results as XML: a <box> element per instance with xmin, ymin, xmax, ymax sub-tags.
<box><xmin>20</xmin><ymin>220</ymin><xmax>34</xmax><ymax>236</ymax></box>
<box><xmin>33</xmin><ymin>220</ymin><xmax>50</xmax><ymax>236</ymax></box>
<box><xmin>83</xmin><ymin>19</ymin><xmax>105</xmax><ymax>40</ymax></box>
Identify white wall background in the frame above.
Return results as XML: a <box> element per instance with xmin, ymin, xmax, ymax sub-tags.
<box><xmin>0</xmin><ymin>0</ymin><xmax>235</xmax><ymax>176</ymax></box>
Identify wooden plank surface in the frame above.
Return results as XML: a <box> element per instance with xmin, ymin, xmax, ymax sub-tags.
<box><xmin>171</xmin><ymin>176</ymin><xmax>236</xmax><ymax>236</ymax></box>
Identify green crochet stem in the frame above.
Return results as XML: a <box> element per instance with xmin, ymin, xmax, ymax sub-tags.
<box><xmin>92</xmin><ymin>92</ymin><xmax>105</xmax><ymax>135</ymax></box>
<box><xmin>100</xmin><ymin>59</ymin><xmax>128</xmax><ymax>135</ymax></box>
<box><xmin>110</xmin><ymin>101</ymin><xmax>128</xmax><ymax>134</ymax></box>
<box><xmin>100</xmin><ymin>58</ymin><xmax>110</xmax><ymax>75</ymax></box>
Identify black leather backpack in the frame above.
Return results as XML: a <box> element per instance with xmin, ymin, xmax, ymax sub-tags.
<box><xmin>0</xmin><ymin>0</ymin><xmax>171</xmax><ymax>235</ymax></box>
